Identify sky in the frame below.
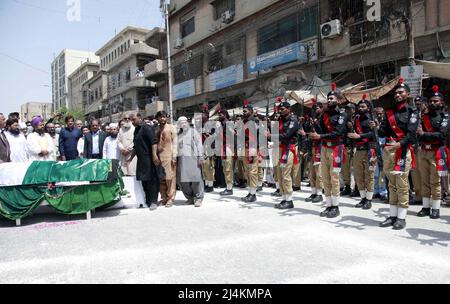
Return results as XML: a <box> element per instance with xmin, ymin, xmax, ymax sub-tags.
<box><xmin>0</xmin><ymin>0</ymin><xmax>164</xmax><ymax>116</ymax></box>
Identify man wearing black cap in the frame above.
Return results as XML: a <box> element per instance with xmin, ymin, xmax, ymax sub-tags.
<box><xmin>274</xmin><ymin>100</ymin><xmax>299</xmax><ymax>209</ymax></box>
<box><xmin>241</xmin><ymin>100</ymin><xmax>259</xmax><ymax>203</ymax></box>
<box><xmin>347</xmin><ymin>95</ymin><xmax>376</xmax><ymax>210</ymax></box>
<box><xmin>341</xmin><ymin>103</ymin><xmax>357</xmax><ymax>197</ymax></box>
<box><xmin>303</xmin><ymin>100</ymin><xmax>324</xmax><ymax>203</ymax></box>
<box><xmin>416</xmin><ymin>86</ymin><xmax>449</xmax><ymax>219</ymax></box>
<box><xmin>373</xmin><ymin>78</ymin><xmax>419</xmax><ymax>230</ymax></box>
<box><xmin>308</xmin><ymin>83</ymin><xmax>348</xmax><ymax>218</ymax></box>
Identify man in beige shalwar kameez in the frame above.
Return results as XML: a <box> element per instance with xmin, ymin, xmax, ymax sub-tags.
<box><xmin>156</xmin><ymin>111</ymin><xmax>178</xmax><ymax>208</ymax></box>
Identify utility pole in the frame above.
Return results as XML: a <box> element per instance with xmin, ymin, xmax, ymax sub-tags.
<box><xmin>404</xmin><ymin>0</ymin><xmax>415</xmax><ymax>65</ymax></box>
<box><xmin>161</xmin><ymin>0</ymin><xmax>174</xmax><ymax>123</ymax></box>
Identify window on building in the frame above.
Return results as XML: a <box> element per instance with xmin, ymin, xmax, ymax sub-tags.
<box><xmin>258</xmin><ymin>6</ymin><xmax>318</xmax><ymax>55</ymax></box>
<box><xmin>173</xmin><ymin>54</ymin><xmax>203</xmax><ymax>84</ymax></box>
<box><xmin>181</xmin><ymin>10</ymin><xmax>195</xmax><ymax>38</ymax></box>
<box><xmin>128</xmin><ymin>40</ymin><xmax>130</xmax><ymax>49</ymax></box>
<box><xmin>258</xmin><ymin>14</ymin><xmax>297</xmax><ymax>55</ymax></box>
<box><xmin>134</xmin><ymin>40</ymin><xmax>140</xmax><ymax>44</ymax></box>
<box><xmin>299</xmin><ymin>5</ymin><xmax>318</xmax><ymax>40</ymax></box>
<box><xmin>213</xmin><ymin>0</ymin><xmax>235</xmax><ymax>20</ymax></box>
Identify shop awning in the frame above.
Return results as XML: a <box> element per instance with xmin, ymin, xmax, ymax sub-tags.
<box><xmin>342</xmin><ymin>76</ymin><xmax>400</xmax><ymax>103</ymax></box>
<box><xmin>416</xmin><ymin>60</ymin><xmax>450</xmax><ymax>80</ymax></box>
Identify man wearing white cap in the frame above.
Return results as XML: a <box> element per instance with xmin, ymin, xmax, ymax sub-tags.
<box><xmin>103</xmin><ymin>123</ymin><xmax>120</xmax><ymax>160</ymax></box>
<box><xmin>5</xmin><ymin>119</ymin><xmax>28</xmax><ymax>162</ymax></box>
<box><xmin>176</xmin><ymin>116</ymin><xmax>204</xmax><ymax>207</ymax></box>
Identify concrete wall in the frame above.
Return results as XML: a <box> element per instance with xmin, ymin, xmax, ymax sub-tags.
<box><xmin>20</xmin><ymin>102</ymin><xmax>52</xmax><ymax>122</ymax></box>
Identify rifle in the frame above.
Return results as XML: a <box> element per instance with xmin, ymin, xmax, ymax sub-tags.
<box><xmin>367</xmin><ymin>99</ymin><xmax>383</xmax><ymax>169</ymax></box>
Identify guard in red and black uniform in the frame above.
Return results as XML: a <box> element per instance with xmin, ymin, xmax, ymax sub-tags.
<box><xmin>347</xmin><ymin>95</ymin><xmax>376</xmax><ymax>210</ymax></box>
<box><xmin>376</xmin><ymin>78</ymin><xmax>419</xmax><ymax>230</ymax></box>
<box><xmin>416</xmin><ymin>85</ymin><xmax>449</xmax><ymax>219</ymax></box>
<box><xmin>218</xmin><ymin>108</ymin><xmax>235</xmax><ymax>196</ymax></box>
<box><xmin>308</xmin><ymin>83</ymin><xmax>348</xmax><ymax>218</ymax></box>
<box><xmin>274</xmin><ymin>100</ymin><xmax>299</xmax><ymax>210</ymax></box>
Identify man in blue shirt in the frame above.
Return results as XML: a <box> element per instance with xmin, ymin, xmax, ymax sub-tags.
<box><xmin>59</xmin><ymin>116</ymin><xmax>81</xmax><ymax>161</ymax></box>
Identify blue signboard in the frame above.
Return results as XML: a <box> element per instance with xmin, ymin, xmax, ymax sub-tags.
<box><xmin>173</xmin><ymin>79</ymin><xmax>195</xmax><ymax>101</ymax></box>
<box><xmin>209</xmin><ymin>64</ymin><xmax>244</xmax><ymax>91</ymax></box>
<box><xmin>248</xmin><ymin>42</ymin><xmax>308</xmax><ymax>74</ymax></box>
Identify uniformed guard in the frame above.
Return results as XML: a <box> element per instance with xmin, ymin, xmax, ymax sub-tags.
<box><xmin>303</xmin><ymin>100</ymin><xmax>324</xmax><ymax>203</ymax></box>
<box><xmin>416</xmin><ymin>85</ymin><xmax>449</xmax><ymax>219</ymax></box>
<box><xmin>375</xmin><ymin>78</ymin><xmax>419</xmax><ymax>230</ymax></box>
<box><xmin>241</xmin><ymin>100</ymin><xmax>259</xmax><ymax>203</ymax></box>
<box><xmin>411</xmin><ymin>96</ymin><xmax>427</xmax><ymax>205</ymax></box>
<box><xmin>201</xmin><ymin>104</ymin><xmax>216</xmax><ymax>193</ymax></box>
<box><xmin>308</xmin><ymin>83</ymin><xmax>348</xmax><ymax>218</ymax></box>
<box><xmin>218</xmin><ymin>107</ymin><xmax>234</xmax><ymax>196</ymax></box>
<box><xmin>347</xmin><ymin>94</ymin><xmax>376</xmax><ymax>210</ymax></box>
<box><xmin>274</xmin><ymin>100</ymin><xmax>299</xmax><ymax>209</ymax></box>
<box><xmin>271</xmin><ymin>101</ymin><xmax>283</xmax><ymax>197</ymax></box>
<box><xmin>341</xmin><ymin>103</ymin><xmax>356</xmax><ymax>196</ymax></box>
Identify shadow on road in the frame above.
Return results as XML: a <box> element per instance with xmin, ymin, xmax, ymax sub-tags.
<box><xmin>402</xmin><ymin>228</ymin><xmax>450</xmax><ymax>247</ymax></box>
<box><xmin>327</xmin><ymin>215</ymin><xmax>381</xmax><ymax>230</ymax></box>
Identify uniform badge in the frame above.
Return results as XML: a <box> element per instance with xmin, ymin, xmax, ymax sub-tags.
<box><xmin>289</xmin><ymin>122</ymin><xmax>294</xmax><ymax>129</ymax></box>
<box><xmin>439</xmin><ymin>159</ymin><xmax>445</xmax><ymax>166</ymax></box>
<box><xmin>338</xmin><ymin>117</ymin><xmax>344</xmax><ymax>125</ymax></box>
<box><xmin>397</xmin><ymin>159</ymin><xmax>405</xmax><ymax>166</ymax></box>
<box><xmin>335</xmin><ymin>157</ymin><xmax>341</xmax><ymax>163</ymax></box>
<box><xmin>410</xmin><ymin>117</ymin><xmax>417</xmax><ymax>123</ymax></box>
<box><xmin>442</xmin><ymin>120</ymin><xmax>448</xmax><ymax>127</ymax></box>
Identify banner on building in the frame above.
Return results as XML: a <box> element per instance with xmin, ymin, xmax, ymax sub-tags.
<box><xmin>248</xmin><ymin>42</ymin><xmax>308</xmax><ymax>74</ymax></box>
<box><xmin>173</xmin><ymin>79</ymin><xmax>196</xmax><ymax>100</ymax></box>
<box><xmin>209</xmin><ymin>64</ymin><xmax>244</xmax><ymax>91</ymax></box>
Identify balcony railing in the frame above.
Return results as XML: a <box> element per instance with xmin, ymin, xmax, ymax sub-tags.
<box><xmin>144</xmin><ymin>59</ymin><xmax>168</xmax><ymax>82</ymax></box>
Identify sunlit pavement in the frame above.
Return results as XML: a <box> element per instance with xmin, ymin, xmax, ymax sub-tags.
<box><xmin>1</xmin><ymin>185</ymin><xmax>449</xmax><ymax>284</ymax></box>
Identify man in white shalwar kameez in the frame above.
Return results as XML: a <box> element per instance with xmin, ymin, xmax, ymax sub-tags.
<box><xmin>103</xmin><ymin>123</ymin><xmax>120</xmax><ymax>160</ymax></box>
<box><xmin>4</xmin><ymin>119</ymin><xmax>28</xmax><ymax>162</ymax></box>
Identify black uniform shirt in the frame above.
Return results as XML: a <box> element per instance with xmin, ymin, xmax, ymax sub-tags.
<box><xmin>378</xmin><ymin>103</ymin><xmax>418</xmax><ymax>148</ymax></box>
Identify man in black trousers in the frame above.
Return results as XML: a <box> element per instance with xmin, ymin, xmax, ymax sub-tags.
<box><xmin>131</xmin><ymin>113</ymin><xmax>161</xmax><ymax>211</ymax></box>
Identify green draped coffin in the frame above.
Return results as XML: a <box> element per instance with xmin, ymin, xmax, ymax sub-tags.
<box><xmin>0</xmin><ymin>159</ymin><xmax>125</xmax><ymax>221</ymax></box>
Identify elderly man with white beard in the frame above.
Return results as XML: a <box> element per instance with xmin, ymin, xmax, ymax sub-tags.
<box><xmin>118</xmin><ymin>114</ymin><xmax>143</xmax><ymax>207</ymax></box>
<box><xmin>176</xmin><ymin>116</ymin><xmax>205</xmax><ymax>207</ymax></box>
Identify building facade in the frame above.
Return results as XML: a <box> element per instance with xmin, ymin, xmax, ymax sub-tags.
<box><xmin>51</xmin><ymin>49</ymin><xmax>99</xmax><ymax>112</ymax></box>
<box><xmin>161</xmin><ymin>0</ymin><xmax>450</xmax><ymax>118</ymax></box>
<box><xmin>92</xmin><ymin>27</ymin><xmax>162</xmax><ymax>123</ymax></box>
<box><xmin>20</xmin><ymin>102</ymin><xmax>53</xmax><ymax>122</ymax></box>
<box><xmin>68</xmin><ymin>62</ymin><xmax>100</xmax><ymax>112</ymax></box>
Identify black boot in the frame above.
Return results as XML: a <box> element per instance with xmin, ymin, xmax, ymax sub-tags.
<box><xmin>350</xmin><ymin>188</ymin><xmax>360</xmax><ymax>198</ymax></box>
<box><xmin>305</xmin><ymin>194</ymin><xmax>317</xmax><ymax>202</ymax></box>
<box><xmin>380</xmin><ymin>217</ymin><xmax>397</xmax><ymax>228</ymax></box>
<box><xmin>340</xmin><ymin>185</ymin><xmax>351</xmax><ymax>196</ymax></box>
<box><xmin>276</xmin><ymin>201</ymin><xmax>294</xmax><ymax>210</ymax></box>
<box><xmin>362</xmin><ymin>200</ymin><xmax>372</xmax><ymax>210</ymax></box>
<box><xmin>393</xmin><ymin>218</ymin><xmax>406</xmax><ymax>230</ymax></box>
<box><xmin>326</xmin><ymin>206</ymin><xmax>340</xmax><ymax>218</ymax></box>
<box><xmin>256</xmin><ymin>186</ymin><xmax>263</xmax><ymax>192</ymax></box>
<box><xmin>320</xmin><ymin>207</ymin><xmax>332</xmax><ymax>217</ymax></box>
<box><xmin>430</xmin><ymin>209</ymin><xmax>440</xmax><ymax>219</ymax></box>
<box><xmin>241</xmin><ymin>194</ymin><xmax>256</xmax><ymax>203</ymax></box>
<box><xmin>355</xmin><ymin>198</ymin><xmax>367</xmax><ymax>208</ymax></box>
<box><xmin>417</xmin><ymin>208</ymin><xmax>431</xmax><ymax>217</ymax></box>
<box><xmin>204</xmin><ymin>186</ymin><xmax>214</xmax><ymax>193</ymax></box>
<box><xmin>220</xmin><ymin>189</ymin><xmax>233</xmax><ymax>196</ymax></box>
<box><xmin>312</xmin><ymin>195</ymin><xmax>324</xmax><ymax>203</ymax></box>
<box><xmin>271</xmin><ymin>189</ymin><xmax>282</xmax><ymax>197</ymax></box>
<box><xmin>292</xmin><ymin>186</ymin><xmax>301</xmax><ymax>191</ymax></box>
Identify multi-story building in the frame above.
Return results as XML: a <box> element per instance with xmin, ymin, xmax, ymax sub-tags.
<box><xmin>20</xmin><ymin>102</ymin><xmax>53</xmax><ymax>122</ymax></box>
<box><xmin>94</xmin><ymin>26</ymin><xmax>161</xmax><ymax>123</ymax></box>
<box><xmin>51</xmin><ymin>49</ymin><xmax>99</xmax><ymax>112</ymax></box>
<box><xmin>82</xmin><ymin>71</ymin><xmax>108</xmax><ymax>123</ymax></box>
<box><xmin>162</xmin><ymin>0</ymin><xmax>450</xmax><ymax>117</ymax></box>
<box><xmin>68</xmin><ymin>62</ymin><xmax>100</xmax><ymax>112</ymax></box>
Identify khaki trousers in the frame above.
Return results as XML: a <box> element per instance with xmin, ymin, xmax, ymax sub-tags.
<box><xmin>245</xmin><ymin>154</ymin><xmax>258</xmax><ymax>189</ymax></box>
<box><xmin>223</xmin><ymin>156</ymin><xmax>234</xmax><ymax>186</ymax></box>
<box><xmin>412</xmin><ymin>154</ymin><xmax>422</xmax><ymax>199</ymax></box>
<box><xmin>160</xmin><ymin>163</ymin><xmax>176</xmax><ymax>203</ymax></box>
<box><xmin>419</xmin><ymin>150</ymin><xmax>442</xmax><ymax>200</ymax></box>
<box><xmin>237</xmin><ymin>158</ymin><xmax>246</xmax><ymax>182</ymax></box>
<box><xmin>309</xmin><ymin>161</ymin><xmax>322</xmax><ymax>190</ymax></box>
<box><xmin>292</xmin><ymin>160</ymin><xmax>301</xmax><ymax>188</ymax></box>
<box><xmin>383</xmin><ymin>148</ymin><xmax>412</xmax><ymax>209</ymax></box>
<box><xmin>321</xmin><ymin>147</ymin><xmax>341</xmax><ymax>197</ymax></box>
<box><xmin>341</xmin><ymin>147</ymin><xmax>353</xmax><ymax>186</ymax></box>
<box><xmin>279</xmin><ymin>148</ymin><xmax>295</xmax><ymax>195</ymax></box>
<box><xmin>202</xmin><ymin>157</ymin><xmax>215</xmax><ymax>182</ymax></box>
<box><xmin>353</xmin><ymin>150</ymin><xmax>375</xmax><ymax>193</ymax></box>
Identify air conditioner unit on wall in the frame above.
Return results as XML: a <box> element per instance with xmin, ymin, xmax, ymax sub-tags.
<box><xmin>321</xmin><ymin>19</ymin><xmax>342</xmax><ymax>39</ymax></box>
<box><xmin>221</xmin><ymin>10</ymin><xmax>234</xmax><ymax>24</ymax></box>
<box><xmin>174</xmin><ymin>38</ymin><xmax>184</xmax><ymax>49</ymax></box>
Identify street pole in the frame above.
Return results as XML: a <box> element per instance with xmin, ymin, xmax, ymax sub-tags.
<box><xmin>162</xmin><ymin>0</ymin><xmax>174</xmax><ymax>123</ymax></box>
<box><xmin>405</xmin><ymin>0</ymin><xmax>415</xmax><ymax>65</ymax></box>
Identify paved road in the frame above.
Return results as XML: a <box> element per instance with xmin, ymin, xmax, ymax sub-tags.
<box><xmin>1</xmin><ymin>186</ymin><xmax>449</xmax><ymax>284</ymax></box>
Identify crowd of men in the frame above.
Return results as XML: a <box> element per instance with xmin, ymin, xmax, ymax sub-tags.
<box><xmin>0</xmin><ymin>78</ymin><xmax>449</xmax><ymax>231</ymax></box>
